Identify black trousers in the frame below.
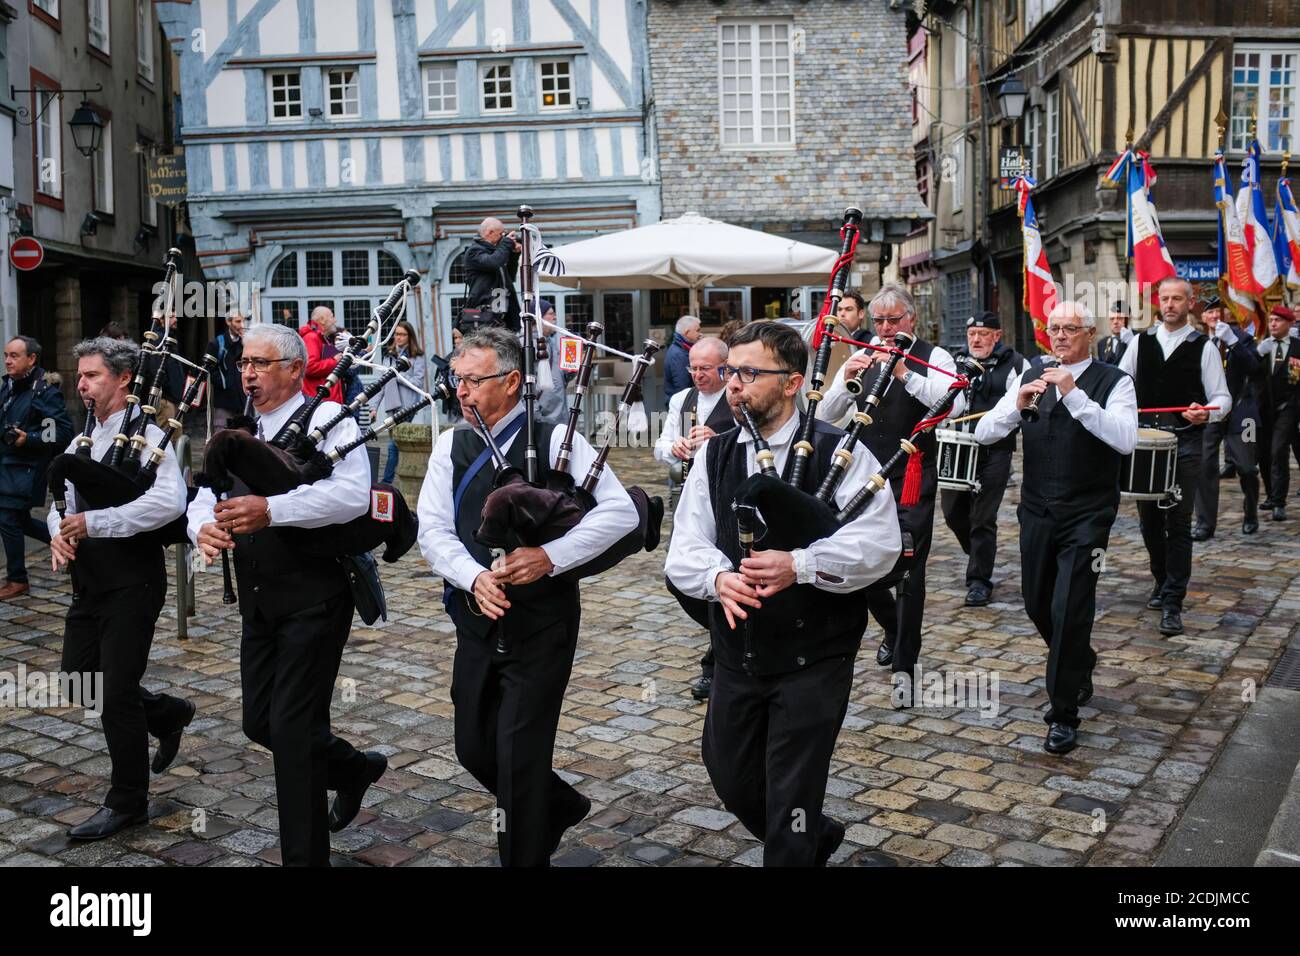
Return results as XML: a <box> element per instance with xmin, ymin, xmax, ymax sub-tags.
<box><xmin>940</xmin><ymin>445</ymin><xmax>1013</xmax><ymax>588</ymax></box>
<box><xmin>1195</xmin><ymin>421</ymin><xmax>1260</xmax><ymax>532</ymax></box>
<box><xmin>452</xmin><ymin>617</ymin><xmax>587</xmax><ymax>867</ymax></box>
<box><xmin>61</xmin><ymin>579</ymin><xmax>191</xmax><ymax>815</ymax></box>
<box><xmin>0</xmin><ymin>507</ymin><xmax>51</xmax><ymax>584</ymax></box>
<box><xmin>1262</xmin><ymin>404</ymin><xmax>1298</xmax><ymax>506</ymax></box>
<box><xmin>1019</xmin><ymin>504</ymin><xmax>1115</xmax><ymax>728</ymax></box>
<box><xmin>873</xmin><ymin>469</ymin><xmax>936</xmax><ymax>675</ymax></box>
<box><xmin>700</xmin><ymin>645</ymin><xmax>715</xmax><ymax>679</ymax></box>
<box><xmin>702</xmin><ymin>653</ymin><xmax>854</xmax><ymax>866</ymax></box>
<box><xmin>1137</xmin><ymin>433</ymin><xmax>1202</xmax><ymax>612</ymax></box>
<box><xmin>240</xmin><ymin>593</ymin><xmax>367</xmax><ymax>867</ymax></box>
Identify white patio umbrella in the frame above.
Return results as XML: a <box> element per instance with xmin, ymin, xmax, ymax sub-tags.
<box><xmin>538</xmin><ymin>212</ymin><xmax>839</xmax><ymax>313</ymax></box>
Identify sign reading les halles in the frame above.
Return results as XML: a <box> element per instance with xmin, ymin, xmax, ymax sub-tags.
<box><xmin>146</xmin><ymin>153</ymin><xmax>188</xmax><ymax>206</ymax></box>
<box><xmin>998</xmin><ymin>147</ymin><xmax>1032</xmax><ymax>190</ymax></box>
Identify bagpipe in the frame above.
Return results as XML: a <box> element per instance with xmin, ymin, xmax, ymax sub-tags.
<box><xmin>194</xmin><ymin>269</ymin><xmax>429</xmax><ymax>579</ymax></box>
<box><xmin>46</xmin><ymin>248</ymin><xmax>215</xmax><ymax>547</ymax></box>
<box><xmin>466</xmin><ymin>206</ymin><xmax>666</xmax><ymax>650</ymax></box>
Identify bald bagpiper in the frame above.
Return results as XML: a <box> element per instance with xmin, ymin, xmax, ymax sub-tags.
<box><xmin>942</xmin><ymin>312</ymin><xmax>1027</xmax><ymax>606</ymax></box>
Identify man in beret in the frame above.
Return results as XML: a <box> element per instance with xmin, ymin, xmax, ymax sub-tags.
<box><xmin>1259</xmin><ymin>305</ymin><xmax>1300</xmax><ymax>521</ymax></box>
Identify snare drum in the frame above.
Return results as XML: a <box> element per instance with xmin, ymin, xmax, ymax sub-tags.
<box><xmin>1121</xmin><ymin>428</ymin><xmax>1178</xmax><ymax>501</ymax></box>
<box><xmin>937</xmin><ymin>427</ymin><xmax>981</xmax><ymax>492</ymax></box>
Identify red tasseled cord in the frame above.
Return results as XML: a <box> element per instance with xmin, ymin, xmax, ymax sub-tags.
<box><xmin>900</xmin><ymin>449</ymin><xmax>924</xmax><ymax>507</ymax></box>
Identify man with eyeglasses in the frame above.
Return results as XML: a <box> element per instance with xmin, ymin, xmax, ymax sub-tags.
<box><xmin>188</xmin><ymin>323</ymin><xmax>386</xmax><ymax>866</ymax></box>
<box><xmin>666</xmin><ymin>321</ymin><xmax>900</xmax><ymax>865</ymax></box>
<box><xmin>817</xmin><ymin>283</ymin><xmax>956</xmax><ymax>692</ymax></box>
<box><xmin>942</xmin><ymin>311</ymin><xmax>1027</xmax><ymax>607</ymax></box>
<box><xmin>655</xmin><ymin>336</ymin><xmax>733</xmax><ymax>701</ymax></box>
<box><xmin>418</xmin><ymin>326</ymin><xmax>639</xmax><ymax>867</ymax></box>
<box><xmin>975</xmin><ymin>302</ymin><xmax>1137</xmax><ymax>755</ymax></box>
<box><xmin>1118</xmin><ymin>276</ymin><xmax>1231</xmax><ymax>637</ymax></box>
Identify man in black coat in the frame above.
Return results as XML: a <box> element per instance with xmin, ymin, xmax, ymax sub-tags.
<box><xmin>204</xmin><ymin>311</ymin><xmax>246</xmax><ymax>429</ymax></box>
<box><xmin>1193</xmin><ymin>298</ymin><xmax>1263</xmax><ymax>538</ymax></box>
<box><xmin>462</xmin><ymin>218</ymin><xmax>522</xmax><ymax>333</ymax></box>
<box><xmin>0</xmin><ymin>335</ymin><xmax>73</xmax><ymax>599</ymax></box>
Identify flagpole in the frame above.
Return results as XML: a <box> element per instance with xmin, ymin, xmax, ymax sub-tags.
<box><xmin>1285</xmin><ymin>139</ymin><xmax>1295</xmax><ymax>309</ymax></box>
<box><xmin>1123</xmin><ymin>124</ymin><xmax>1134</xmax><ymax>291</ymax></box>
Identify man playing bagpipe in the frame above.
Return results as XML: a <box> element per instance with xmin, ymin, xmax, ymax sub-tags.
<box><xmin>666</xmin><ymin>322</ymin><xmax>901</xmax><ymax>866</ymax></box>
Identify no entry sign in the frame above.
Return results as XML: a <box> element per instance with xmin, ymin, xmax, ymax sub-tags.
<box><xmin>9</xmin><ymin>237</ymin><xmax>44</xmax><ymax>271</ymax></box>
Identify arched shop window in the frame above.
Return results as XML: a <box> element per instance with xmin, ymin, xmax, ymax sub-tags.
<box><xmin>266</xmin><ymin>248</ymin><xmax>414</xmax><ymax>334</ymax></box>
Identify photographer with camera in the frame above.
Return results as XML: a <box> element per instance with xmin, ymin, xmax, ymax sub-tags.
<box><xmin>460</xmin><ymin>218</ymin><xmax>522</xmax><ymax>334</ymax></box>
<box><xmin>0</xmin><ymin>336</ymin><xmax>73</xmax><ymax>599</ymax></box>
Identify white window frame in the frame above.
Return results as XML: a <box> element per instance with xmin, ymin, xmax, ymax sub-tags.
<box><xmin>481</xmin><ymin>62</ymin><xmax>514</xmax><ymax>114</ymax></box>
<box><xmin>268</xmin><ymin>70</ymin><xmax>303</xmax><ymax>122</ymax></box>
<box><xmin>93</xmin><ymin>120</ymin><xmax>114</xmax><ymax>215</ymax></box>
<box><xmin>1045</xmin><ymin>87</ymin><xmax>1060</xmax><ymax>178</ymax></box>
<box><xmin>1230</xmin><ymin>44</ymin><xmax>1300</xmax><ymax>153</ymax></box>
<box><xmin>1024</xmin><ymin>106</ymin><xmax>1042</xmax><ymax>181</ymax></box>
<box><xmin>538</xmin><ymin>59</ymin><xmax>574</xmax><ymax>111</ymax></box>
<box><xmin>35</xmin><ymin>89</ymin><xmax>62</xmax><ymax>200</ymax></box>
<box><xmin>137</xmin><ymin>0</ymin><xmax>155</xmax><ymax>82</ymax></box>
<box><xmin>953</xmin><ymin>8</ymin><xmax>968</xmax><ymax>83</ymax></box>
<box><xmin>33</xmin><ymin>0</ymin><xmax>59</xmax><ymax>19</ymax></box>
<box><xmin>423</xmin><ymin>63</ymin><xmax>458</xmax><ymax>116</ymax></box>
<box><xmin>718</xmin><ymin>19</ymin><xmax>796</xmax><ymax>150</ymax></box>
<box><xmin>139</xmin><ymin>145</ymin><xmax>158</xmax><ymax>228</ymax></box>
<box><xmin>89</xmin><ymin>0</ymin><xmax>110</xmax><ymax>54</ymax></box>
<box><xmin>327</xmin><ymin>68</ymin><xmax>360</xmax><ymax>119</ymax></box>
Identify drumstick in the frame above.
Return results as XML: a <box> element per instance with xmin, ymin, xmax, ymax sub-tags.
<box><xmin>945</xmin><ymin>410</ymin><xmax>989</xmax><ymax>426</ymax></box>
<box><xmin>1137</xmin><ymin>405</ymin><xmax>1221</xmax><ymax>414</ymax></box>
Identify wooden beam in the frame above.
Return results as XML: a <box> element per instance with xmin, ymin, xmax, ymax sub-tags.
<box><xmin>1134</xmin><ymin>37</ymin><xmax>1227</xmax><ymax>153</ymax></box>
<box><xmin>1061</xmin><ymin>69</ymin><xmax>1093</xmax><ymax>162</ymax></box>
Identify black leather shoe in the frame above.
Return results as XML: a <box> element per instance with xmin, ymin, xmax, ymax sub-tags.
<box><xmin>1077</xmin><ymin>678</ymin><xmax>1094</xmax><ymax>708</ymax></box>
<box><xmin>1243</xmin><ymin>515</ymin><xmax>1259</xmax><ymax>534</ymax></box>
<box><xmin>691</xmin><ymin>675</ymin><xmax>712</xmax><ymax>701</ymax></box>
<box><xmin>1146</xmin><ymin>587</ymin><xmax>1164</xmax><ymax>610</ymax></box>
<box><xmin>329</xmin><ymin>752</ymin><xmax>388</xmax><ymax>833</ymax></box>
<box><xmin>875</xmin><ymin>639</ymin><xmax>893</xmax><ymax>668</ymax></box>
<box><xmin>1220</xmin><ymin>463</ymin><xmax>1236</xmax><ymax>479</ymax></box>
<box><xmin>815</xmin><ymin>818</ymin><xmax>846</xmax><ymax>867</ymax></box>
<box><xmin>68</xmin><ymin>806</ymin><xmax>148</xmax><ymax>840</ymax></box>
<box><xmin>1273</xmin><ymin>506</ymin><xmax>1287</xmax><ymax>521</ymax></box>
<box><xmin>548</xmin><ymin>793</ymin><xmax>592</xmax><ymax>857</ymax></box>
<box><xmin>964</xmin><ymin>582</ymin><xmax>992</xmax><ymax>607</ymax></box>
<box><xmin>1044</xmin><ymin>723</ymin><xmax>1078</xmax><ymax>755</ymax></box>
<box><xmin>1191</xmin><ymin>524</ymin><xmax>1213</xmax><ymax>542</ymax></box>
<box><xmin>1159</xmin><ymin>609</ymin><xmax>1184</xmax><ymax>635</ymax></box>
<box><xmin>151</xmin><ymin>699</ymin><xmax>196</xmax><ymax>774</ymax></box>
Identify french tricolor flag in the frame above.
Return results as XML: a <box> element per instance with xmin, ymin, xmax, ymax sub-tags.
<box><xmin>1237</xmin><ymin>140</ymin><xmax>1280</xmax><ymax>295</ymax></box>
<box><xmin>1214</xmin><ymin>150</ymin><xmax>1260</xmax><ymax>320</ymax></box>
<box><xmin>1014</xmin><ymin>176</ymin><xmax>1055</xmax><ymax>354</ymax></box>
<box><xmin>1275</xmin><ymin>175</ymin><xmax>1300</xmax><ymax>291</ymax></box>
<box><xmin>1102</xmin><ymin>149</ymin><xmax>1176</xmax><ymax>293</ymax></box>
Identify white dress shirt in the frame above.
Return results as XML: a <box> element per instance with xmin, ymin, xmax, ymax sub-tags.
<box><xmin>817</xmin><ymin>338</ymin><xmax>957</xmax><ymax>425</ymax></box>
<box><xmin>46</xmin><ymin>407</ymin><xmax>186</xmax><ymax>539</ymax></box>
<box><xmin>418</xmin><ymin>401</ymin><xmax>639</xmax><ymax>592</ymax></box>
<box><xmin>653</xmin><ymin>386</ymin><xmax>728</xmax><ymax>466</ymax></box>
<box><xmin>1259</xmin><ymin>335</ymin><xmax>1295</xmax><ymax>365</ymax></box>
<box><xmin>1118</xmin><ymin>324</ymin><xmax>1232</xmax><ymax>423</ymax></box>
<box><xmin>950</xmin><ymin>349</ymin><xmax>1027</xmax><ymax>419</ymax></box>
<box><xmin>975</xmin><ymin>357</ymin><xmax>1139</xmax><ymax>455</ymax></box>
<box><xmin>665</xmin><ymin>408</ymin><xmax>902</xmax><ymax>601</ymax></box>
<box><xmin>186</xmin><ymin>395</ymin><xmax>371</xmax><ymax>541</ymax></box>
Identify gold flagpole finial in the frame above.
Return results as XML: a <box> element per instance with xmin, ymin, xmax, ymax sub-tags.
<box><xmin>1250</xmin><ymin>109</ymin><xmax>1258</xmax><ymax>144</ymax></box>
<box><xmin>1284</xmin><ymin>136</ymin><xmax>1292</xmax><ymax>178</ymax></box>
<box><xmin>1215</xmin><ymin>104</ymin><xmax>1228</xmax><ymax>150</ymax></box>
<box><xmin>1125</xmin><ymin>124</ymin><xmax>1134</xmax><ymax>151</ymax></box>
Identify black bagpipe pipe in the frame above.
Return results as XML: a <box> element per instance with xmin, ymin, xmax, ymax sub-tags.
<box><xmin>789</xmin><ymin>206</ymin><xmax>863</xmax><ymax>490</ymax></box>
<box><xmin>195</xmin><ymin>270</ymin><xmax>425</xmax><ymax>564</ymax></box>
<box><xmin>47</xmin><ymin>345</ymin><xmax>217</xmax><ymax>551</ymax></box>
<box><xmin>669</xmin><ymin>358</ymin><xmax>983</xmax><ymax>629</ymax></box>
<box><xmin>106</xmin><ymin>247</ymin><xmax>185</xmax><ymax>468</ymax></box>
<box><xmin>472</xmin><ymin>335</ymin><xmax>665</xmax><ymax>580</ymax></box>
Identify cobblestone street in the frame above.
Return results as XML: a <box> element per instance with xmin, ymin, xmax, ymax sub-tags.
<box><xmin>1</xmin><ymin>445</ymin><xmax>1298</xmax><ymax>867</ymax></box>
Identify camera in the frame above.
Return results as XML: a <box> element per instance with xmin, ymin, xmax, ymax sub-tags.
<box><xmin>1</xmin><ymin>426</ymin><xmax>21</xmax><ymax>447</ymax></box>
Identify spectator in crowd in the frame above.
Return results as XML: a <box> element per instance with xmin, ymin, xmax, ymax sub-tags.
<box><xmin>300</xmin><ymin>306</ymin><xmax>345</xmax><ymax>404</ymax></box>
<box><xmin>664</xmin><ymin>315</ymin><xmax>701</xmax><ymax>407</ymax></box>
<box><xmin>378</xmin><ymin>320</ymin><xmax>429</xmax><ymax>485</ymax></box>
<box><xmin>205</xmin><ymin>311</ymin><xmax>246</xmax><ymax>428</ymax></box>
<box><xmin>462</xmin><ymin>218</ymin><xmax>522</xmax><ymax>333</ymax></box>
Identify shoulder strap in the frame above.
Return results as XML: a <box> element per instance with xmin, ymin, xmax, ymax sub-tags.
<box><xmin>453</xmin><ymin>414</ymin><xmax>526</xmax><ymax>516</ymax></box>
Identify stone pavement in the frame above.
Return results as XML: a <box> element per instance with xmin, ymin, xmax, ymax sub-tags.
<box><xmin>1</xmin><ymin>444</ymin><xmax>1297</xmax><ymax>867</ymax></box>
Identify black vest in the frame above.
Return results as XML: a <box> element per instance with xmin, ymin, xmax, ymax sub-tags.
<box><xmin>230</xmin><ymin>402</ymin><xmax>350</xmax><ymax>621</ymax></box>
<box><xmin>955</xmin><ymin>343</ymin><xmax>1025</xmax><ymax>451</ymax></box>
<box><xmin>858</xmin><ymin>338</ymin><xmax>939</xmax><ymax>465</ymax></box>
<box><xmin>704</xmin><ymin>417</ymin><xmax>870</xmax><ymax>676</ymax></box>
<box><xmin>1135</xmin><ymin>330</ymin><xmax>1208</xmax><ymax>430</ymax></box>
<box><xmin>447</xmin><ymin>420</ymin><xmax>579</xmax><ymax>642</ymax></box>
<box><xmin>680</xmin><ymin>388</ymin><xmax>737</xmax><ymax>437</ymax></box>
<box><xmin>1019</xmin><ymin>359</ymin><xmax>1128</xmax><ymax>518</ymax></box>
<box><xmin>69</xmin><ymin>423</ymin><xmax>168</xmax><ymax>597</ymax></box>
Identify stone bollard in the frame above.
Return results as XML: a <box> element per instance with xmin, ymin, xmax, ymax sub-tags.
<box><xmin>392</xmin><ymin>423</ymin><xmax>433</xmax><ymax>503</ymax></box>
